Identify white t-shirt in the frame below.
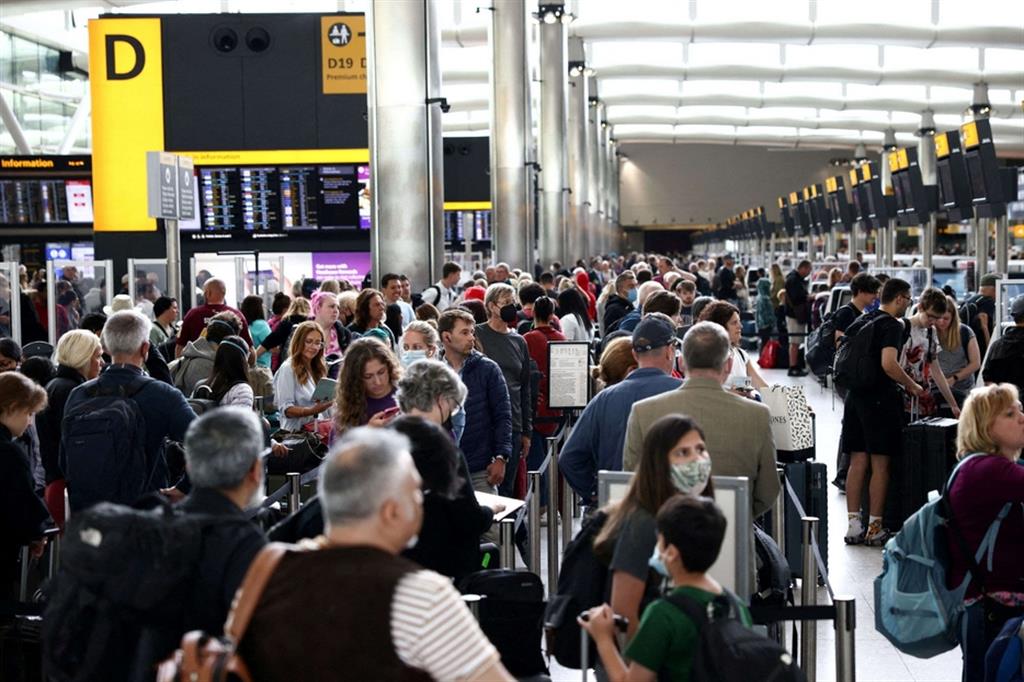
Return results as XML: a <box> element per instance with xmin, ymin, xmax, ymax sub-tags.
<box><xmin>273</xmin><ymin>358</ymin><xmax>328</xmax><ymax>430</ymax></box>
<box><xmin>559</xmin><ymin>313</ymin><xmax>591</xmax><ymax>342</ymax></box>
<box><xmin>727</xmin><ymin>346</ymin><xmax>751</xmax><ymax>384</ymax></box>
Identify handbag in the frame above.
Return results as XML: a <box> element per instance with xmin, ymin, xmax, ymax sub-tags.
<box><xmin>758</xmin><ymin>340</ymin><xmax>781</xmax><ymax>369</ymax></box>
<box><xmin>156</xmin><ymin>544</ymin><xmax>291</xmax><ymax>682</ymax></box>
<box><xmin>268</xmin><ymin>427</ymin><xmax>327</xmax><ymax>475</ymax></box>
<box><xmin>762</xmin><ymin>385</ymin><xmax>815</xmax><ymax>457</ymax></box>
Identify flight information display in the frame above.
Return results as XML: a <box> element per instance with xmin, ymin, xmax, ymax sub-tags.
<box><xmin>0</xmin><ymin>178</ymin><xmax>93</xmax><ymax>225</ymax></box>
<box><xmin>190</xmin><ymin>164</ymin><xmax>370</xmax><ymax>232</ymax></box>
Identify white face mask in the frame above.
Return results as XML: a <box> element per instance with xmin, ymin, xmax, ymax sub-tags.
<box><xmin>400</xmin><ymin>349</ymin><xmax>428</xmax><ymax>368</ymax></box>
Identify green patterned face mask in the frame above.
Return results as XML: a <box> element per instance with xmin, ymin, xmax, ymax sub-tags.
<box><xmin>670</xmin><ymin>458</ymin><xmax>712</xmax><ymax>495</ymax></box>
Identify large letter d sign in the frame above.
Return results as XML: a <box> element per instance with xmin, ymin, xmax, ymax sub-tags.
<box><xmin>105</xmin><ymin>34</ymin><xmax>145</xmax><ymax>80</ymax></box>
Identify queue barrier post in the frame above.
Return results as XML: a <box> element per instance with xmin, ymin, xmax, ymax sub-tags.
<box><xmin>18</xmin><ymin>546</ymin><xmax>30</xmax><ymax>602</ymax></box>
<box><xmin>561</xmin><ymin>476</ymin><xmax>574</xmax><ymax>551</ymax></box>
<box><xmin>46</xmin><ymin>529</ymin><xmax>61</xmax><ymax>579</ymax></box>
<box><xmin>499</xmin><ymin>518</ymin><xmax>517</xmax><ymax>570</ymax></box>
<box><xmin>547</xmin><ymin>444</ymin><xmax>561</xmax><ymax>591</ymax></box>
<box><xmin>800</xmin><ymin>516</ymin><xmax>820</xmax><ymax>682</ymax></box>
<box><xmin>772</xmin><ymin>467</ymin><xmax>786</xmax><ymax>548</ymax></box>
<box><xmin>834</xmin><ymin>595</ymin><xmax>856</xmax><ymax>682</ymax></box>
<box><xmin>287</xmin><ymin>472</ymin><xmax>301</xmax><ymax>513</ymax></box>
<box><xmin>528</xmin><ymin>471</ymin><xmax>543</xmax><ymax>573</ymax></box>
<box><xmin>462</xmin><ymin>593</ymin><xmax>484</xmax><ymax>621</ymax></box>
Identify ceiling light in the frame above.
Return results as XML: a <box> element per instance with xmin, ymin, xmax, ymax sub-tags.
<box><xmin>568</xmin><ymin>61</ymin><xmax>585</xmax><ymax>78</ymax></box>
<box><xmin>969</xmin><ymin>82</ymin><xmax>991</xmax><ymax>119</ymax></box>
<box><xmin>916</xmin><ymin>110</ymin><xmax>936</xmax><ymax>136</ymax></box>
<box><xmin>883</xmin><ymin>128</ymin><xmax>897</xmax><ymax>151</ymax></box>
<box><xmin>535</xmin><ymin>4</ymin><xmax>565</xmax><ymax>24</ymax></box>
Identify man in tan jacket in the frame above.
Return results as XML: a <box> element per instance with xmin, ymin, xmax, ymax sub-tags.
<box><xmin>623</xmin><ymin>322</ymin><xmax>780</xmax><ymax>518</ymax></box>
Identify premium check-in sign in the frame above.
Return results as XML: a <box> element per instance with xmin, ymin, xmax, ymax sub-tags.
<box><xmin>321</xmin><ymin>15</ymin><xmax>367</xmax><ymax>94</ymax></box>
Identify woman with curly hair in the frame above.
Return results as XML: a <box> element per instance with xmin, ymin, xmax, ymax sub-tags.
<box><xmin>273</xmin><ymin>320</ymin><xmax>330</xmax><ymax>431</ymax></box>
<box><xmin>333</xmin><ymin>337</ymin><xmax>401</xmax><ymax>435</ymax></box>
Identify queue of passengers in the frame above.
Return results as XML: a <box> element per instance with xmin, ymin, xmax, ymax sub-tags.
<box><xmin>2</xmin><ymin>252</ymin><xmax>1022</xmax><ymax>681</ymax></box>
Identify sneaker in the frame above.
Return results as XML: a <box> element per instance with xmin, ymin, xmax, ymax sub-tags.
<box><xmin>844</xmin><ymin>518</ymin><xmax>865</xmax><ymax>545</ymax></box>
<box><xmin>864</xmin><ymin>521</ymin><xmax>892</xmax><ymax>547</ymax></box>
<box><xmin>830</xmin><ymin>476</ymin><xmax>846</xmax><ymax>493</ymax></box>
<box><xmin>789</xmin><ymin>368</ymin><xmax>809</xmax><ymax>377</ymax></box>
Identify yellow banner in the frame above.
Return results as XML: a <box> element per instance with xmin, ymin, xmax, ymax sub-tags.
<box><xmin>443</xmin><ymin>201</ymin><xmax>492</xmax><ymax>211</ymax></box>
<box><xmin>321</xmin><ymin>15</ymin><xmax>367</xmax><ymax>95</ymax></box>
<box><xmin>961</xmin><ymin>121</ymin><xmax>980</xmax><ymax>149</ymax></box>
<box><xmin>897</xmin><ymin>148</ymin><xmax>910</xmax><ymax>170</ymax></box>
<box><xmin>934</xmin><ymin>134</ymin><xmax>950</xmax><ymax>158</ymax></box>
<box><xmin>89</xmin><ymin>17</ymin><xmax>164</xmax><ymax>232</ymax></box>
<box><xmin>177</xmin><ymin>149</ymin><xmax>370</xmax><ymax>165</ymax></box>
<box><xmin>825</xmin><ymin>176</ymin><xmax>838</xmax><ymax>193</ymax></box>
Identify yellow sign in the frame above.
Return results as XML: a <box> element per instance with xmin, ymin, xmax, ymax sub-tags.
<box><xmin>887</xmin><ymin>151</ymin><xmax>900</xmax><ymax>174</ymax></box>
<box><xmin>897</xmin><ymin>148</ymin><xmax>910</xmax><ymax>170</ymax></box>
<box><xmin>443</xmin><ymin>201</ymin><xmax>493</xmax><ymax>211</ymax></box>
<box><xmin>789</xmin><ymin>191</ymin><xmax>799</xmax><ymax>204</ymax></box>
<box><xmin>849</xmin><ymin>169</ymin><xmax>859</xmax><ymax>186</ymax></box>
<box><xmin>178</xmin><ymin>149</ymin><xmax>369</xmax><ymax>165</ymax></box>
<box><xmin>89</xmin><ymin>17</ymin><xmax>164</xmax><ymax>232</ymax></box>
<box><xmin>778</xmin><ymin>197</ymin><xmax>785</xmax><ymax>208</ymax></box>
<box><xmin>961</xmin><ymin>120</ymin><xmax>980</xmax><ymax>148</ymax></box>
<box><xmin>825</xmin><ymin>177</ymin><xmax>838</xmax><ymax>193</ymax></box>
<box><xmin>1013</xmin><ymin>224</ymin><xmax>1024</xmax><ymax>239</ymax></box>
<box><xmin>321</xmin><ymin>15</ymin><xmax>367</xmax><ymax>95</ymax></box>
<box><xmin>861</xmin><ymin>164</ymin><xmax>872</xmax><ymax>182</ymax></box>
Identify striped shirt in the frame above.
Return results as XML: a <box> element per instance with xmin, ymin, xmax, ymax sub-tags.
<box><xmin>391</xmin><ymin>569</ymin><xmax>501</xmax><ymax>680</ymax></box>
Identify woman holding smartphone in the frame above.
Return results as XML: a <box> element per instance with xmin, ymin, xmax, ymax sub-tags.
<box><xmin>274</xmin><ymin>321</ymin><xmax>332</xmax><ymax>431</ymax></box>
<box><xmin>333</xmin><ymin>337</ymin><xmax>402</xmax><ymax>438</ymax></box>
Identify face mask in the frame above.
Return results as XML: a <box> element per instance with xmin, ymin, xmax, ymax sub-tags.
<box><xmin>648</xmin><ymin>546</ymin><xmax>669</xmax><ymax>577</ymax></box>
<box><xmin>400</xmin><ymin>349</ymin><xmax>428</xmax><ymax>368</ymax></box>
<box><xmin>498</xmin><ymin>303</ymin><xmax>518</xmax><ymax>324</ymax></box>
<box><xmin>627</xmin><ymin>288</ymin><xmax>638</xmax><ymax>303</ymax></box>
<box><xmin>670</xmin><ymin>458</ymin><xmax>712</xmax><ymax>495</ymax></box>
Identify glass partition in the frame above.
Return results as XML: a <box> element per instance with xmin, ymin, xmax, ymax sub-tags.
<box><xmin>126</xmin><ymin>259</ymin><xmax>169</xmax><ymax>320</ymax></box>
<box><xmin>0</xmin><ymin>262</ymin><xmax>19</xmax><ymax>342</ymax></box>
<box><xmin>868</xmin><ymin>266</ymin><xmax>932</xmax><ymax>299</ymax></box>
<box><xmin>45</xmin><ymin>260</ymin><xmax>113</xmax><ymax>344</ymax></box>
<box><xmin>189</xmin><ymin>254</ymin><xmax>241</xmax><ymax>310</ymax></box>
<box><xmin>994</xmin><ymin>277</ymin><xmax>1024</xmax><ymax>342</ymax></box>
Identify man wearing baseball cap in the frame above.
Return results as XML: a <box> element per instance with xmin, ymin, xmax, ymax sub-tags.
<box><xmin>559</xmin><ymin>314</ymin><xmax>681</xmax><ymax>503</ymax></box>
<box><xmin>981</xmin><ymin>294</ymin><xmax>1024</xmax><ymax>396</ymax></box>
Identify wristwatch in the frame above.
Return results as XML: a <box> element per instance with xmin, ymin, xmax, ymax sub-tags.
<box><xmin>491</xmin><ymin>455</ymin><xmax>508</xmax><ymax>464</ymax></box>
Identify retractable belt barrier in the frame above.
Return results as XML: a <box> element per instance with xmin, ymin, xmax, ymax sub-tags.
<box><xmin>248</xmin><ymin>465</ymin><xmax>321</xmax><ymax>520</ymax></box>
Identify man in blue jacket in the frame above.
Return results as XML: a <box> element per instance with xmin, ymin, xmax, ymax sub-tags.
<box><xmin>559</xmin><ymin>314</ymin><xmax>682</xmax><ymax>503</ymax></box>
<box><xmin>438</xmin><ymin>309</ymin><xmax>512</xmax><ymax>494</ymax></box>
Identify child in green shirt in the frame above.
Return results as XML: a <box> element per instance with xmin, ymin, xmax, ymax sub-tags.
<box><xmin>579</xmin><ymin>495</ymin><xmax>751</xmax><ymax>682</ymax></box>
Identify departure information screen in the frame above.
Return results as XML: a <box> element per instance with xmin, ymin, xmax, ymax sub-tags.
<box><xmin>0</xmin><ymin>178</ymin><xmax>93</xmax><ymax>225</ymax></box>
<box><xmin>190</xmin><ymin>164</ymin><xmax>370</xmax><ymax>232</ymax></box>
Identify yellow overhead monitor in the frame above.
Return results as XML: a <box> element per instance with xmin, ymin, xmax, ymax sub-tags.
<box><xmin>934</xmin><ymin>134</ymin><xmax>950</xmax><ymax>158</ymax></box>
<box><xmin>861</xmin><ymin>164</ymin><xmax>872</xmax><ymax>182</ymax></box>
<box><xmin>961</xmin><ymin>120</ymin><xmax>980</xmax><ymax>149</ymax></box>
<box><xmin>849</xmin><ymin>169</ymin><xmax>859</xmax><ymax>186</ymax></box>
<box><xmin>825</xmin><ymin>176</ymin><xmax>838</xmax><ymax>193</ymax></box>
<box><xmin>897</xmin><ymin>148</ymin><xmax>910</xmax><ymax>170</ymax></box>
<box><xmin>789</xmin><ymin>191</ymin><xmax>799</xmax><ymax>204</ymax></box>
<box><xmin>887</xmin><ymin>151</ymin><xmax>900</xmax><ymax>174</ymax></box>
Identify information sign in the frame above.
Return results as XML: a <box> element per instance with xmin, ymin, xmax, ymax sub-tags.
<box><xmin>547</xmin><ymin>341</ymin><xmax>591</xmax><ymax>409</ymax></box>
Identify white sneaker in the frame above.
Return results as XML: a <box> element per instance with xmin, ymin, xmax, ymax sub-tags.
<box><xmin>844</xmin><ymin>518</ymin><xmax>865</xmax><ymax>545</ymax></box>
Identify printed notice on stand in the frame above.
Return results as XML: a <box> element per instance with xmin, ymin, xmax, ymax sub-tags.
<box><xmin>548</xmin><ymin>341</ymin><xmax>591</xmax><ymax>409</ymax></box>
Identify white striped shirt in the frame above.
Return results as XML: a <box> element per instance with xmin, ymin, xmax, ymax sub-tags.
<box><xmin>391</xmin><ymin>569</ymin><xmax>500</xmax><ymax>680</ymax></box>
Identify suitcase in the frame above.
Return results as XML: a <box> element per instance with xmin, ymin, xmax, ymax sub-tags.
<box><xmin>886</xmin><ymin>417</ymin><xmax>958</xmax><ymax>531</ymax></box>
<box><xmin>457</xmin><ymin>569</ymin><xmax>548</xmax><ymax>677</ymax></box>
<box><xmin>782</xmin><ymin>461</ymin><xmax>829</xmax><ymax>580</ymax></box>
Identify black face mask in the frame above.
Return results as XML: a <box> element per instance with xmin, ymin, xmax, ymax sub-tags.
<box><xmin>499</xmin><ymin>304</ymin><xmax>518</xmax><ymax>324</ymax></box>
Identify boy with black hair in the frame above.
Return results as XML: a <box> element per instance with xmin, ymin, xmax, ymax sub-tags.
<box><xmin>579</xmin><ymin>496</ymin><xmax>751</xmax><ymax>682</ymax></box>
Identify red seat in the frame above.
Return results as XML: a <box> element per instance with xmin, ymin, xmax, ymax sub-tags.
<box><xmin>44</xmin><ymin>479</ymin><xmax>66</xmax><ymax>531</ymax></box>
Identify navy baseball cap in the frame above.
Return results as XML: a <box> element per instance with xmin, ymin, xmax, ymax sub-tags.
<box><xmin>632</xmin><ymin>315</ymin><xmax>677</xmax><ymax>352</ymax></box>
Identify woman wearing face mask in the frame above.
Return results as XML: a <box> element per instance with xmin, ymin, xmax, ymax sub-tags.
<box><xmin>399</xmin><ymin>320</ymin><xmax>439</xmax><ymax>369</ymax></box>
<box><xmin>333</xmin><ymin>337</ymin><xmax>401</xmax><ymax>437</ymax></box>
<box><xmin>593</xmin><ymin>414</ymin><xmax>713</xmax><ymax>643</ymax></box>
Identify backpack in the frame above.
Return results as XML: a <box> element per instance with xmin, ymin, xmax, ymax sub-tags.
<box><xmin>421</xmin><ymin>284</ymin><xmax>442</xmax><ymax>307</ymax></box>
<box><xmin>804</xmin><ymin>310</ymin><xmax>840</xmax><ymax>378</ymax></box>
<box><xmin>873</xmin><ymin>455</ymin><xmax>1013</xmax><ymax>658</ymax></box>
<box><xmin>42</xmin><ymin>500</ymin><xmax>248</xmax><ymax>682</ymax></box>
<box><xmin>985</xmin><ymin>616</ymin><xmax>1024</xmax><ymax>682</ymax></box>
<box><xmin>832</xmin><ymin>313</ymin><xmax>889</xmax><ymax>391</ymax></box>
<box><xmin>958</xmin><ymin>295</ymin><xmax>982</xmax><ymax>337</ymax></box>
<box><xmin>752</xmin><ymin>525</ymin><xmax>792</xmax><ymax>609</ymax></box>
<box><xmin>663</xmin><ymin>590</ymin><xmax>806</xmax><ymax>682</ymax></box>
<box><xmin>59</xmin><ymin>376</ymin><xmax>156</xmax><ymax>512</ymax></box>
<box><xmin>543</xmin><ymin>510</ymin><xmax>609</xmax><ymax>668</ymax></box>
<box><xmin>188</xmin><ymin>383</ymin><xmax>220</xmax><ymax>415</ymax></box>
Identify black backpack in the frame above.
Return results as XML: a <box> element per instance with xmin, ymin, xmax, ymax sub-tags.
<box><xmin>958</xmin><ymin>295</ymin><xmax>981</xmax><ymax>335</ymax></box>
<box><xmin>832</xmin><ymin>313</ymin><xmax>887</xmax><ymax>391</ymax></box>
<box><xmin>41</xmin><ymin>500</ymin><xmax>245</xmax><ymax>682</ymax></box>
<box><xmin>752</xmin><ymin>525</ymin><xmax>792</xmax><ymax>609</ymax></box>
<box><xmin>60</xmin><ymin>377</ymin><xmax>156</xmax><ymax>512</ymax></box>
<box><xmin>663</xmin><ymin>590</ymin><xmax>806</xmax><ymax>682</ymax></box>
<box><xmin>804</xmin><ymin>310</ymin><xmax>841</xmax><ymax>378</ymax></box>
<box><xmin>543</xmin><ymin>510</ymin><xmax>609</xmax><ymax>668</ymax></box>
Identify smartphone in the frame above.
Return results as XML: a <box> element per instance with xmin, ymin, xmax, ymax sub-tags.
<box><xmin>382</xmin><ymin>406</ymin><xmax>401</xmax><ymax>417</ymax></box>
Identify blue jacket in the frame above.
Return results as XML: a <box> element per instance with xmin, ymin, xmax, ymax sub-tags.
<box><xmin>451</xmin><ymin>350</ymin><xmax>513</xmax><ymax>473</ymax></box>
<box><xmin>62</xmin><ymin>364</ymin><xmax>197</xmax><ymax>493</ymax></box>
<box><xmin>559</xmin><ymin>367</ymin><xmax>682</xmax><ymax>500</ymax></box>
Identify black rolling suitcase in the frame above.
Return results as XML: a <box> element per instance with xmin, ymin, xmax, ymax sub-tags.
<box><xmin>457</xmin><ymin>569</ymin><xmax>548</xmax><ymax>677</ymax></box>
<box><xmin>885</xmin><ymin>416</ymin><xmax>958</xmax><ymax>531</ymax></box>
<box><xmin>782</xmin><ymin>461</ymin><xmax>829</xmax><ymax>580</ymax></box>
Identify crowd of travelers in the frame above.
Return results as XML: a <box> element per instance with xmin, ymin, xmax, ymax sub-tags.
<box><xmin>1</xmin><ymin>250</ymin><xmax>1022</xmax><ymax>682</ymax></box>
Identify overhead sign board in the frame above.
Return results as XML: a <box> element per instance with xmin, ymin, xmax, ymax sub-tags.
<box><xmin>176</xmin><ymin>156</ymin><xmax>195</xmax><ymax>221</ymax></box>
<box><xmin>321</xmin><ymin>15</ymin><xmax>367</xmax><ymax>94</ymax></box>
<box><xmin>147</xmin><ymin>151</ymin><xmax>179</xmax><ymax>220</ymax></box>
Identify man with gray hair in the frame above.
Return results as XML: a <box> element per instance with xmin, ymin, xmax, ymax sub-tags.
<box><xmin>239</xmin><ymin>427</ymin><xmax>513</xmax><ymax>681</ymax></box>
<box><xmin>622</xmin><ymin>321</ymin><xmax>779</xmax><ymax>517</ymax></box>
<box><xmin>62</xmin><ymin>310</ymin><xmax>196</xmax><ymax>510</ymax></box>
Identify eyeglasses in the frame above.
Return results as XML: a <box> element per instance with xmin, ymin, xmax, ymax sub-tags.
<box><xmin>304</xmin><ymin>338</ymin><xmax>324</xmax><ymax>347</ymax></box>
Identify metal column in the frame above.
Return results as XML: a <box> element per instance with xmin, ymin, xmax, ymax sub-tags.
<box><xmin>367</xmin><ymin>0</ymin><xmax>445</xmax><ymax>291</ymax></box>
<box><xmin>490</xmin><ymin>0</ymin><xmax>531</xmax><ymax>270</ymax></box>
<box><xmin>585</xmin><ymin>81</ymin><xmax>600</xmax><ymax>257</ymax></box>
<box><xmin>801</xmin><ymin>517</ymin><xmax>820</xmax><ymax>682</ymax></box>
<box><xmin>922</xmin><ymin>215</ymin><xmax>936</xmax><ymax>272</ymax></box>
<box><xmin>974</xmin><ymin>219</ymin><xmax>989</xmax><ymax>283</ymax></box>
<box><xmin>537</xmin><ymin>4</ymin><xmax>568</xmax><ymax>267</ymax></box>
<box><xmin>566</xmin><ymin>38</ymin><xmax>588</xmax><ymax>263</ymax></box>
<box><xmin>596</xmin><ymin>102</ymin><xmax>609</xmax><ymax>255</ymax></box>
<box><xmin>834</xmin><ymin>596</ymin><xmax>856</xmax><ymax>682</ymax></box>
<box><xmin>995</xmin><ymin>216</ymin><xmax>1009</xmax><ymax>276</ymax></box>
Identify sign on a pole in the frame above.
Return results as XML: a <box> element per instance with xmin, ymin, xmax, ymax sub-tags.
<box><xmin>176</xmin><ymin>156</ymin><xmax>195</xmax><ymax>221</ymax></box>
<box><xmin>146</xmin><ymin>151</ymin><xmax>179</xmax><ymax>220</ymax></box>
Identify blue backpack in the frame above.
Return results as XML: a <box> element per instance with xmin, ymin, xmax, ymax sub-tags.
<box><xmin>986</xmin><ymin>616</ymin><xmax>1024</xmax><ymax>682</ymax></box>
<box><xmin>874</xmin><ymin>455</ymin><xmax>1012</xmax><ymax>658</ymax></box>
<box><xmin>60</xmin><ymin>377</ymin><xmax>155</xmax><ymax>512</ymax></box>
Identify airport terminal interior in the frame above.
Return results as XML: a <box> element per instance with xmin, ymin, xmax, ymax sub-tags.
<box><xmin>1</xmin><ymin>0</ymin><xmax>1023</xmax><ymax>680</ymax></box>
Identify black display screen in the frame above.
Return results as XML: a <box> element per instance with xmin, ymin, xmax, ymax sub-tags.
<box><xmin>937</xmin><ymin>162</ymin><xmax>957</xmax><ymax>208</ymax></box>
<box><xmin>964</xmin><ymin>153</ymin><xmax>987</xmax><ymax>202</ymax></box>
<box><xmin>0</xmin><ymin>178</ymin><xmax>93</xmax><ymax>225</ymax></box>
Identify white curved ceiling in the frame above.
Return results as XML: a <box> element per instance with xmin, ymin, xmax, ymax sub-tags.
<box><xmin>3</xmin><ymin>0</ymin><xmax>1023</xmax><ymax>153</ymax></box>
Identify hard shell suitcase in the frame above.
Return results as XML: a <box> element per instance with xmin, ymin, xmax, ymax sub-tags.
<box><xmin>886</xmin><ymin>417</ymin><xmax>958</xmax><ymax>531</ymax></box>
<box><xmin>782</xmin><ymin>461</ymin><xmax>829</xmax><ymax>580</ymax></box>
<box><xmin>457</xmin><ymin>569</ymin><xmax>548</xmax><ymax>677</ymax></box>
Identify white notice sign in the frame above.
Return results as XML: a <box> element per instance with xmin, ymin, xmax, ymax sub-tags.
<box><xmin>548</xmin><ymin>341</ymin><xmax>591</xmax><ymax>409</ymax></box>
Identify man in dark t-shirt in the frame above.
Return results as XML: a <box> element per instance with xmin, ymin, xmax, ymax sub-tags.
<box><xmin>971</xmin><ymin>274</ymin><xmax>998</xmax><ymax>357</ymax></box>
<box><xmin>841</xmin><ymin>278</ymin><xmax>924</xmax><ymax>548</ymax></box>
<box><xmin>832</xmin><ymin>273</ymin><xmax>882</xmax><ymax>343</ymax></box>
<box><xmin>715</xmin><ymin>256</ymin><xmax>736</xmax><ymax>301</ymax></box>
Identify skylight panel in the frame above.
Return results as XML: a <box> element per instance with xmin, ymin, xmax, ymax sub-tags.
<box><xmin>762</xmin><ymin>82</ymin><xmax>843</xmax><ymax>100</ymax></box>
<box><xmin>983</xmin><ymin>49</ymin><xmax>1024</xmax><ymax>75</ymax></box>
<box><xmin>606</xmin><ymin>105</ymin><xmax>678</xmax><ymax>120</ymax></box>
<box><xmin>884</xmin><ymin>46</ymin><xmax>979</xmax><ymax>72</ymax></box>
<box><xmin>590</xmin><ymin>42</ymin><xmax>685</xmax><ymax>69</ymax></box>
<box><xmin>817</xmin><ymin>0</ymin><xmax>930</xmax><ymax>26</ymax></box>
<box><xmin>846</xmin><ymin>83</ymin><xmax>927</xmax><ymax>101</ymax></box>
<box><xmin>612</xmin><ymin>124</ymin><xmax>674</xmax><ymax>136</ymax></box>
<box><xmin>683</xmin><ymin>80</ymin><xmax>762</xmax><ymax>97</ymax></box>
<box><xmin>676</xmin><ymin>105</ymin><xmax>748</xmax><ymax>120</ymax></box>
<box><xmin>695</xmin><ymin>0</ymin><xmax>805</xmax><ymax>23</ymax></box>
<box><xmin>688</xmin><ymin>43</ymin><xmax>780</xmax><ymax>68</ymax></box>
<box><xmin>577</xmin><ymin>0</ymin><xmax>688</xmax><ymax>24</ymax></box>
<box><xmin>674</xmin><ymin>124</ymin><xmax>739</xmax><ymax>136</ymax></box>
<box><xmin>939</xmin><ymin>0</ymin><xmax>1024</xmax><ymax>28</ymax></box>
<box><xmin>786</xmin><ymin>44</ymin><xmax>877</xmax><ymax>69</ymax></box>
<box><xmin>599</xmin><ymin>79</ymin><xmax>680</xmax><ymax>97</ymax></box>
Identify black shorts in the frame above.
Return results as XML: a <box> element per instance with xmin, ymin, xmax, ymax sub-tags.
<box><xmin>842</xmin><ymin>388</ymin><xmax>906</xmax><ymax>457</ymax></box>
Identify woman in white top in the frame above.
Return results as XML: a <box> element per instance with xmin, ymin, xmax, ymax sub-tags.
<box><xmin>194</xmin><ymin>335</ymin><xmax>254</xmax><ymax>408</ymax></box>
<box><xmin>700</xmin><ymin>300</ymin><xmax>768</xmax><ymax>391</ymax></box>
<box><xmin>556</xmin><ymin>287</ymin><xmax>593</xmax><ymax>342</ymax></box>
<box><xmin>903</xmin><ymin>288</ymin><xmax>960</xmax><ymax>418</ymax></box>
<box><xmin>274</xmin><ymin>321</ymin><xmax>332</xmax><ymax>431</ymax></box>
<box><xmin>733</xmin><ymin>265</ymin><xmax>751</xmax><ymax>312</ymax></box>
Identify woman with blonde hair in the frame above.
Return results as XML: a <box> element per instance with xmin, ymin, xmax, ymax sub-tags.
<box><xmin>593</xmin><ymin>336</ymin><xmax>639</xmax><ymax>391</ymax></box>
<box><xmin>399</xmin><ymin>320</ymin><xmax>439</xmax><ymax>368</ymax></box>
<box><xmin>333</xmin><ymin>337</ymin><xmax>401</xmax><ymax>434</ymax></box>
<box><xmin>933</xmin><ymin>294</ymin><xmax>981</xmax><ymax>412</ymax></box>
<box><xmin>948</xmin><ymin>383</ymin><xmax>1024</xmax><ymax>680</ymax></box>
<box><xmin>273</xmin><ymin>320</ymin><xmax>330</xmax><ymax>431</ymax></box>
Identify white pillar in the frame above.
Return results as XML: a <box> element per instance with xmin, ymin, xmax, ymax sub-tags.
<box><xmin>537</xmin><ymin>3</ymin><xmax>568</xmax><ymax>267</ymax></box>
<box><xmin>566</xmin><ymin>37</ymin><xmax>588</xmax><ymax>263</ymax></box>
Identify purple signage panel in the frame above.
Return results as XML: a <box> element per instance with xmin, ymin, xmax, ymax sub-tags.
<box><xmin>311</xmin><ymin>251</ymin><xmax>371</xmax><ymax>288</ymax></box>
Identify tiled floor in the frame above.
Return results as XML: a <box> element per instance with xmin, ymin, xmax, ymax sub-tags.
<box><xmin>535</xmin><ymin>368</ymin><xmax>963</xmax><ymax>682</ymax></box>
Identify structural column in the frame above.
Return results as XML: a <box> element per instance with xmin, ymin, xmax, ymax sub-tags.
<box><xmin>585</xmin><ymin>81</ymin><xmax>600</xmax><ymax>259</ymax></box>
<box><xmin>490</xmin><ymin>0</ymin><xmax>531</xmax><ymax>270</ymax></box>
<box><xmin>537</xmin><ymin>3</ymin><xmax>568</xmax><ymax>267</ymax></box>
<box><xmin>367</xmin><ymin>0</ymin><xmax>444</xmax><ymax>289</ymax></box>
<box><xmin>595</xmin><ymin>102</ymin><xmax>609</xmax><ymax>255</ymax></box>
<box><xmin>566</xmin><ymin>38</ymin><xmax>589</xmax><ymax>263</ymax></box>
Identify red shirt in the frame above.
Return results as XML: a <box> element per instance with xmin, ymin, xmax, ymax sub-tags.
<box><xmin>176</xmin><ymin>303</ymin><xmax>253</xmax><ymax>348</ymax></box>
<box><xmin>524</xmin><ymin>325</ymin><xmax>567</xmax><ymax>437</ymax></box>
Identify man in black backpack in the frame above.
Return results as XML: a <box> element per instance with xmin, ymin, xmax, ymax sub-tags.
<box><xmin>965</xmin><ymin>273</ymin><xmax>998</xmax><ymax>358</ymax></box>
<box><xmin>580</xmin><ymin>496</ymin><xmax>800</xmax><ymax>682</ymax></box>
<box><xmin>61</xmin><ymin>310</ymin><xmax>196</xmax><ymax>511</ymax></box>
<box><xmin>841</xmin><ymin>278</ymin><xmax>926</xmax><ymax>547</ymax></box>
